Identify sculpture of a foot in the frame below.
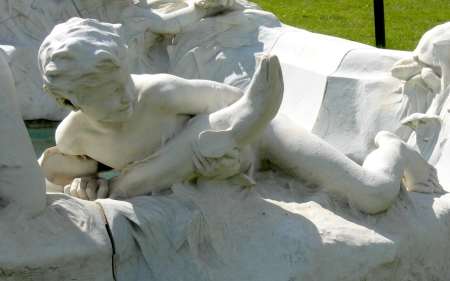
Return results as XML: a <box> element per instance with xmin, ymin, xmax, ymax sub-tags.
<box><xmin>198</xmin><ymin>54</ymin><xmax>284</xmax><ymax>158</ymax></box>
<box><xmin>402</xmin><ymin>113</ymin><xmax>441</xmax><ymax>162</ymax></box>
<box><xmin>403</xmin><ymin>148</ymin><xmax>444</xmax><ymax>193</ymax></box>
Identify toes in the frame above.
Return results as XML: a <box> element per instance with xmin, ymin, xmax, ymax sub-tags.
<box><xmin>413</xmin><ymin>182</ymin><xmax>433</xmax><ymax>193</ymax></box>
<box><xmin>256</xmin><ymin>55</ymin><xmax>270</xmax><ymax>77</ymax></box>
<box><xmin>434</xmin><ymin>184</ymin><xmax>446</xmax><ymax>194</ymax></box>
<box><xmin>431</xmin><ymin>179</ymin><xmax>446</xmax><ymax>193</ymax></box>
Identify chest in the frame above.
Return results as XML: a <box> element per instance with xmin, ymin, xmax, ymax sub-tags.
<box><xmin>81</xmin><ymin>114</ymin><xmax>189</xmax><ymax>170</ymax></box>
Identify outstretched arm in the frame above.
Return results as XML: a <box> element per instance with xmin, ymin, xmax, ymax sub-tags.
<box><xmin>38</xmin><ymin>147</ymin><xmax>98</xmax><ymax>187</ymax></box>
<box><xmin>122</xmin><ymin>0</ymin><xmax>238</xmax><ymax>35</ymax></box>
<box><xmin>39</xmin><ymin>147</ymin><xmax>110</xmax><ymax>200</ymax></box>
<box><xmin>144</xmin><ymin>74</ymin><xmax>244</xmax><ymax>114</ymax></box>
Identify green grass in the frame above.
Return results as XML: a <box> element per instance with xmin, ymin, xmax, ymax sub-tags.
<box><xmin>251</xmin><ymin>0</ymin><xmax>450</xmax><ymax>51</ymax></box>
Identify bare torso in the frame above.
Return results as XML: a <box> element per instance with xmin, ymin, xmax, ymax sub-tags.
<box><xmin>55</xmin><ymin>74</ymin><xmax>191</xmax><ymax>170</ymax></box>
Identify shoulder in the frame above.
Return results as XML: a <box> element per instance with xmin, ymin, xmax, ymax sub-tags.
<box><xmin>133</xmin><ymin>74</ymin><xmax>189</xmax><ymax>110</ymax></box>
<box><xmin>55</xmin><ymin>111</ymin><xmax>86</xmax><ymax>155</ymax></box>
<box><xmin>133</xmin><ymin>73</ymin><xmax>186</xmax><ymax>95</ymax></box>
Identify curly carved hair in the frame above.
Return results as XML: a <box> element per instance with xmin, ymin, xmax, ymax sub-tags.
<box><xmin>38</xmin><ymin>18</ymin><xmax>127</xmax><ymax>99</ymax></box>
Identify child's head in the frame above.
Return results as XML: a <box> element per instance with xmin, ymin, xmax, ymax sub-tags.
<box><xmin>38</xmin><ymin>18</ymin><xmax>135</xmax><ymax>122</ymax></box>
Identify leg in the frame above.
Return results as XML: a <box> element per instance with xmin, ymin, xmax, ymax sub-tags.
<box><xmin>261</xmin><ymin>115</ymin><xmax>440</xmax><ymax>214</ymax></box>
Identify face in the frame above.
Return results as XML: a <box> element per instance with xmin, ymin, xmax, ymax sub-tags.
<box><xmin>48</xmin><ymin>68</ymin><xmax>137</xmax><ymax>123</ymax></box>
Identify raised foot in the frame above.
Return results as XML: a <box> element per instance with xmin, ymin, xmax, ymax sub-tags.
<box><xmin>402</xmin><ymin>148</ymin><xmax>445</xmax><ymax>194</ymax></box>
<box><xmin>246</xmin><ymin>54</ymin><xmax>284</xmax><ymax>100</ymax></box>
<box><xmin>197</xmin><ymin>54</ymin><xmax>284</xmax><ymax>159</ymax></box>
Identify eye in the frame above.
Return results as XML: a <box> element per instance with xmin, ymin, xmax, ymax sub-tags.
<box><xmin>63</xmin><ymin>99</ymin><xmax>74</xmax><ymax>107</ymax></box>
<box><xmin>56</xmin><ymin>97</ymin><xmax>77</xmax><ymax>110</ymax></box>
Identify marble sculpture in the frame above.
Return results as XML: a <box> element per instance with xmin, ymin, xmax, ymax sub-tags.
<box><xmin>1</xmin><ymin>0</ymin><xmax>450</xmax><ymax>280</ymax></box>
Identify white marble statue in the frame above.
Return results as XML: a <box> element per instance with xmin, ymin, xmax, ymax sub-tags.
<box><xmin>38</xmin><ymin>18</ymin><xmax>443</xmax><ymax>215</ymax></box>
<box><xmin>2</xmin><ymin>7</ymin><xmax>450</xmax><ymax>280</ymax></box>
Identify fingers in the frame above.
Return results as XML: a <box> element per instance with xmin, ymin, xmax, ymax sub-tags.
<box><xmin>63</xmin><ymin>178</ymin><xmax>86</xmax><ymax>199</ymax></box>
<box><xmin>97</xmin><ymin>179</ymin><xmax>109</xmax><ymax>199</ymax></box>
<box><xmin>63</xmin><ymin>177</ymin><xmax>107</xmax><ymax>201</ymax></box>
<box><xmin>192</xmin><ymin>142</ymin><xmax>214</xmax><ymax>176</ymax></box>
<box><xmin>192</xmin><ymin>153</ymin><xmax>205</xmax><ymax>174</ymax></box>
<box><xmin>193</xmin><ymin>141</ymin><xmax>241</xmax><ymax>179</ymax></box>
<box><xmin>77</xmin><ymin>178</ymin><xmax>89</xmax><ymax>200</ymax></box>
<box><xmin>70</xmin><ymin>178</ymin><xmax>82</xmax><ymax>198</ymax></box>
<box><xmin>86</xmin><ymin>179</ymin><xmax>98</xmax><ymax>201</ymax></box>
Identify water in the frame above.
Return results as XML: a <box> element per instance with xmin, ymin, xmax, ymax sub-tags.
<box><xmin>27</xmin><ymin>125</ymin><xmax>57</xmax><ymax>157</ymax></box>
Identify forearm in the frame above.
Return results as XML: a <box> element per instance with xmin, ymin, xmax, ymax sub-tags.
<box><xmin>154</xmin><ymin>76</ymin><xmax>244</xmax><ymax>114</ymax></box>
<box><xmin>124</xmin><ymin>4</ymin><xmax>208</xmax><ymax>35</ymax></box>
<box><xmin>110</xmin><ymin>158</ymin><xmax>192</xmax><ymax>198</ymax></box>
<box><xmin>39</xmin><ymin>147</ymin><xmax>98</xmax><ymax>186</ymax></box>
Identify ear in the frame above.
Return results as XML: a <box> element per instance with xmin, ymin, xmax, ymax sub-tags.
<box><xmin>94</xmin><ymin>50</ymin><xmax>120</xmax><ymax>71</ymax></box>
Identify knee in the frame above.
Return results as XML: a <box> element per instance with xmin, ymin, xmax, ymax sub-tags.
<box><xmin>374</xmin><ymin>131</ymin><xmax>402</xmax><ymax>148</ymax></box>
<box><xmin>357</xmin><ymin>197</ymin><xmax>395</xmax><ymax>214</ymax></box>
<box><xmin>355</xmin><ymin>181</ymin><xmax>400</xmax><ymax>214</ymax></box>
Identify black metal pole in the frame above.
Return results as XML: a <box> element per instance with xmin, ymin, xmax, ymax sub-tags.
<box><xmin>373</xmin><ymin>0</ymin><xmax>386</xmax><ymax>48</ymax></box>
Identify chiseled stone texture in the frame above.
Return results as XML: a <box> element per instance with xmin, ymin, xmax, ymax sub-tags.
<box><xmin>2</xmin><ymin>174</ymin><xmax>450</xmax><ymax>281</ymax></box>
<box><xmin>97</xmin><ymin>172</ymin><xmax>450</xmax><ymax>281</ymax></box>
<box><xmin>0</xmin><ymin>194</ymin><xmax>112</xmax><ymax>281</ymax></box>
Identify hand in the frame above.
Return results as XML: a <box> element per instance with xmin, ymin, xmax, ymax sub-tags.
<box><xmin>192</xmin><ymin>141</ymin><xmax>241</xmax><ymax>180</ymax></box>
<box><xmin>64</xmin><ymin>177</ymin><xmax>109</xmax><ymax>201</ymax></box>
<box><xmin>401</xmin><ymin>113</ymin><xmax>441</xmax><ymax>130</ymax></box>
<box><xmin>195</xmin><ymin>0</ymin><xmax>235</xmax><ymax>10</ymax></box>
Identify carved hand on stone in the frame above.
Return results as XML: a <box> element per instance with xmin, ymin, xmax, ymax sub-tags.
<box><xmin>64</xmin><ymin>177</ymin><xmax>109</xmax><ymax>201</ymax></box>
<box><xmin>194</xmin><ymin>0</ymin><xmax>235</xmax><ymax>10</ymax></box>
<box><xmin>192</xmin><ymin>142</ymin><xmax>241</xmax><ymax>180</ymax></box>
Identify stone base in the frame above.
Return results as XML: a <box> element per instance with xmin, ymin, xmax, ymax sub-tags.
<box><xmin>2</xmin><ymin>172</ymin><xmax>450</xmax><ymax>280</ymax></box>
<box><xmin>98</xmin><ymin>172</ymin><xmax>450</xmax><ymax>281</ymax></box>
